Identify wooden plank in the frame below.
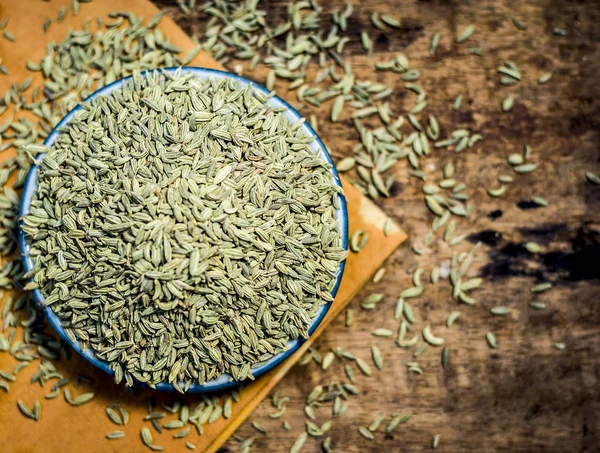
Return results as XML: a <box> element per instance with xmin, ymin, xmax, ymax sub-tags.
<box><xmin>0</xmin><ymin>1</ymin><xmax>407</xmax><ymax>452</ymax></box>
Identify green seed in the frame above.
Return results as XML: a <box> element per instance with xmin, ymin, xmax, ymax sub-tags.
<box><xmin>72</xmin><ymin>392</ymin><xmax>95</xmax><ymax>406</ymax></box>
<box><xmin>443</xmin><ymin>162</ymin><xmax>455</xmax><ymax>179</ymax></box>
<box><xmin>457</xmin><ymin>25</ymin><xmax>474</xmax><ymax>43</ymax></box>
<box><xmin>400</xmin><ymin>286</ymin><xmax>424</xmax><ymax>299</ymax></box>
<box><xmin>337</xmin><ymin>157</ymin><xmax>355</xmax><ymax>172</ymax></box>
<box><xmin>381</xmin><ymin>14</ymin><xmax>401</xmax><ymax>28</ymax></box>
<box><xmin>453</xmin><ymin>95</ymin><xmax>463</xmax><ymax>110</ymax></box>
<box><xmin>371</xmin><ymin>12</ymin><xmax>385</xmax><ymax>30</ymax></box>
<box><xmin>502</xmin><ymin>96</ymin><xmax>514</xmax><ymax>112</ymax></box>
<box><xmin>441</xmin><ymin>348</ymin><xmax>449</xmax><ymax>367</ymax></box>
<box><xmin>538</xmin><ymin>72</ymin><xmax>553</xmax><ymax>84</ymax></box>
<box><xmin>362</xmin><ymin>293</ymin><xmax>384</xmax><ymax>310</ymax></box>
<box><xmin>107</xmin><ymin>431</ymin><xmax>126</xmax><ymax>440</ymax></box>
<box><xmin>17</xmin><ymin>400</ymin><xmax>35</xmax><ymax>419</ymax></box>
<box><xmin>141</xmin><ymin>427</ymin><xmax>153</xmax><ymax>447</ymax></box>
<box><xmin>525</xmin><ymin>242</ymin><xmax>542</xmax><ymax>254</ymax></box>
<box><xmin>31</xmin><ymin>400</ymin><xmax>40</xmax><ymax>420</ymax></box>
<box><xmin>385</xmin><ymin>412</ymin><xmax>411</xmax><ymax>434</ymax></box>
<box><xmin>440</xmin><ymin>178</ymin><xmax>455</xmax><ymax>189</ymax></box>
<box><xmin>528</xmin><ymin>301</ymin><xmax>546</xmax><ymax>310</ymax></box>
<box><xmin>500</xmin><ymin>76</ymin><xmax>519</xmax><ymax>86</ymax></box>
<box><xmin>425</xmin><ymin>196</ymin><xmax>446</xmax><ymax>216</ymax></box>
<box><xmin>531</xmin><ymin>196</ymin><xmax>548</xmax><ymax>206</ymax></box>
<box><xmin>361</xmin><ymin>31</ymin><xmax>373</xmax><ymax>55</ymax></box>
<box><xmin>413</xmin><ymin>343</ymin><xmax>428</xmax><ymax>357</ymax></box>
<box><xmin>531</xmin><ymin>282</ymin><xmax>552</xmax><ymax>293</ymax></box>
<box><xmin>345</xmin><ymin>308</ymin><xmax>354</xmax><ymax>327</ymax></box>
<box><xmin>423</xmin><ymin>184</ymin><xmax>440</xmax><ymax>195</ymax></box>
<box><xmin>461</xmin><ymin>278</ymin><xmax>482</xmax><ymax>291</ymax></box>
<box><xmin>350</xmin><ymin>230</ymin><xmax>368</xmax><ymax>252</ymax></box>
<box><xmin>512</xmin><ymin>19</ymin><xmax>527</xmax><ymax>30</ymax></box>
<box><xmin>490</xmin><ymin>306</ymin><xmax>510</xmax><ymax>316</ymax></box>
<box><xmin>358</xmin><ymin>426</ymin><xmax>375</xmax><ymax>440</ymax></box>
<box><xmin>403</xmin><ymin>302</ymin><xmax>415</xmax><ymax>324</ymax></box>
<box><xmin>345</xmin><ymin>364</ymin><xmax>355</xmax><ymax>382</ymax></box>
<box><xmin>458</xmin><ymin>292</ymin><xmax>476</xmax><ymax>305</ymax></box>
<box><xmin>321</xmin><ymin>352</ymin><xmax>335</xmax><ymax>371</ymax></box>
<box><xmin>372</xmin><ymin>267</ymin><xmax>386</xmax><ymax>283</ymax></box>
<box><xmin>432</xmin><ymin>434</ymin><xmax>441</xmax><ymax>449</ymax></box>
<box><xmin>430</xmin><ymin>267</ymin><xmax>440</xmax><ymax>284</ymax></box>
<box><xmin>485</xmin><ymin>332</ymin><xmax>498</xmax><ymax>349</ymax></box>
<box><xmin>443</xmin><ymin>220</ymin><xmax>456</xmax><ymax>242</ymax></box>
<box><xmin>446</xmin><ymin>311</ymin><xmax>461</xmax><ymax>328</ymax></box>
<box><xmin>422</xmin><ymin>325</ymin><xmax>444</xmax><ymax>346</ymax></box>
<box><xmin>372</xmin><ymin>328</ymin><xmax>393</xmax><ymax>337</ymax></box>
<box><xmin>394</xmin><ymin>298</ymin><xmax>405</xmax><ymax>320</ymax></box>
<box><xmin>412</xmin><ymin>269</ymin><xmax>424</xmax><ymax>287</ymax></box>
<box><xmin>106</xmin><ymin>407</ymin><xmax>122</xmax><ymax>425</ymax></box>
<box><xmin>372</xmin><ymin>170</ymin><xmax>390</xmax><ymax>196</ymax></box>
<box><xmin>429</xmin><ymin>32</ymin><xmax>440</xmax><ymax>55</ymax></box>
<box><xmin>497</xmin><ymin>66</ymin><xmax>521</xmax><ymax>81</ymax></box>
<box><xmin>449</xmin><ymin>233</ymin><xmax>468</xmax><ymax>247</ymax></box>
<box><xmin>331</xmin><ymin>95</ymin><xmax>345</xmax><ymax>122</ymax></box>
<box><xmin>402</xmin><ymin>70</ymin><xmax>421</xmax><ymax>82</ymax></box>
<box><xmin>513</xmin><ymin>163</ymin><xmax>538</xmax><ymax>174</ymax></box>
<box><xmin>371</xmin><ymin>345</ymin><xmax>383</xmax><ymax>369</ymax></box>
<box><xmin>355</xmin><ymin>357</ymin><xmax>372</xmax><ymax>376</ymax></box>
<box><xmin>383</xmin><ymin>218</ymin><xmax>393</xmax><ymax>236</ymax></box>
<box><xmin>586</xmin><ymin>172</ymin><xmax>600</xmax><ymax>185</ymax></box>
<box><xmin>508</xmin><ymin>153</ymin><xmax>524</xmax><ymax>165</ymax></box>
<box><xmin>251</xmin><ymin>421</ymin><xmax>268</xmax><ymax>434</ymax></box>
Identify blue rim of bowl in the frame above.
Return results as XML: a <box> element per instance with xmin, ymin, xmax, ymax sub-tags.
<box><xmin>18</xmin><ymin>66</ymin><xmax>349</xmax><ymax>393</ymax></box>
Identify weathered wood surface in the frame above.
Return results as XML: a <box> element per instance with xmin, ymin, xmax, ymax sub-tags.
<box><xmin>157</xmin><ymin>0</ymin><xmax>600</xmax><ymax>451</ymax></box>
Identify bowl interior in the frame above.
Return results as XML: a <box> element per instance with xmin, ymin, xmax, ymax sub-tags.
<box><xmin>18</xmin><ymin>67</ymin><xmax>348</xmax><ymax>393</ymax></box>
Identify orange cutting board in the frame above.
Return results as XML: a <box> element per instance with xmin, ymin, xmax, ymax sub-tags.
<box><xmin>0</xmin><ymin>1</ymin><xmax>407</xmax><ymax>452</ymax></box>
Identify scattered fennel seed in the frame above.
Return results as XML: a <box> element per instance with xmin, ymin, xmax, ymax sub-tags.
<box><xmin>539</xmin><ymin>72</ymin><xmax>553</xmax><ymax>84</ymax></box>
<box><xmin>485</xmin><ymin>332</ymin><xmax>498</xmax><ymax>349</ymax></box>
<box><xmin>502</xmin><ymin>95</ymin><xmax>514</xmax><ymax>112</ymax></box>
<box><xmin>531</xmin><ymin>196</ymin><xmax>548</xmax><ymax>206</ymax></box>
<box><xmin>512</xmin><ymin>19</ymin><xmax>527</xmax><ymax>31</ymax></box>
<box><xmin>490</xmin><ymin>306</ymin><xmax>510</xmax><ymax>316</ymax></box>
<box><xmin>525</xmin><ymin>242</ymin><xmax>542</xmax><ymax>254</ymax></box>
<box><xmin>586</xmin><ymin>172</ymin><xmax>600</xmax><ymax>185</ymax></box>
<box><xmin>457</xmin><ymin>25</ymin><xmax>474</xmax><ymax>43</ymax></box>
<box><xmin>531</xmin><ymin>282</ymin><xmax>552</xmax><ymax>293</ymax></box>
<box><xmin>372</xmin><ymin>267</ymin><xmax>386</xmax><ymax>283</ymax></box>
<box><xmin>453</xmin><ymin>95</ymin><xmax>463</xmax><ymax>110</ymax></box>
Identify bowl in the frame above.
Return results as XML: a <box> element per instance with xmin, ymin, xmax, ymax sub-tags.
<box><xmin>18</xmin><ymin>67</ymin><xmax>348</xmax><ymax>393</ymax></box>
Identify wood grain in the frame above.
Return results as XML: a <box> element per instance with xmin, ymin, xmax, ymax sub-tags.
<box><xmin>155</xmin><ymin>0</ymin><xmax>600</xmax><ymax>452</ymax></box>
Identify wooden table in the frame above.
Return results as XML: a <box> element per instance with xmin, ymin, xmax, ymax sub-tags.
<box><xmin>155</xmin><ymin>1</ymin><xmax>600</xmax><ymax>451</ymax></box>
